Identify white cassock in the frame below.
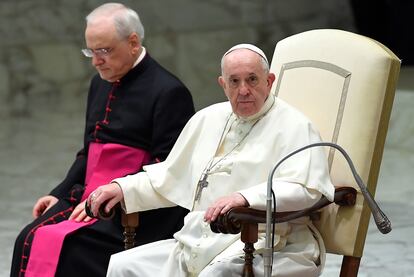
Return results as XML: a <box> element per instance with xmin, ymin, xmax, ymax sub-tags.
<box><xmin>107</xmin><ymin>94</ymin><xmax>335</xmax><ymax>277</ymax></box>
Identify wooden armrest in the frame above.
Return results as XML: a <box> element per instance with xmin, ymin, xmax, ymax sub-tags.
<box><xmin>85</xmin><ymin>200</ymin><xmax>117</xmax><ymax>220</ymax></box>
<box><xmin>85</xmin><ymin>202</ymin><xmax>139</xmax><ymax>250</ymax></box>
<box><xmin>211</xmin><ymin>186</ymin><xmax>356</xmax><ymax>234</ymax></box>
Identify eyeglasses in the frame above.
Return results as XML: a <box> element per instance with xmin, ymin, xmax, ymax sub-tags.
<box><xmin>81</xmin><ymin>48</ymin><xmax>113</xmax><ymax>58</ymax></box>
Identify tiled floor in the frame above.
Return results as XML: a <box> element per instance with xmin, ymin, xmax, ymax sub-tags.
<box><xmin>1</xmin><ymin>67</ymin><xmax>413</xmax><ymax>277</ymax></box>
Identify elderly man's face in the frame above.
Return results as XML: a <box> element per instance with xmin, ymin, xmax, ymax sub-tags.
<box><xmin>85</xmin><ymin>19</ymin><xmax>140</xmax><ymax>82</ymax></box>
<box><xmin>218</xmin><ymin>49</ymin><xmax>275</xmax><ymax>117</ymax></box>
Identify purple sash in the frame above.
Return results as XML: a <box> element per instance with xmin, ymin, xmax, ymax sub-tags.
<box><xmin>25</xmin><ymin>142</ymin><xmax>150</xmax><ymax>276</ymax></box>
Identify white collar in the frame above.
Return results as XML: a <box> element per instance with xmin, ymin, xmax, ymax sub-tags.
<box><xmin>132</xmin><ymin>47</ymin><xmax>146</xmax><ymax>68</ymax></box>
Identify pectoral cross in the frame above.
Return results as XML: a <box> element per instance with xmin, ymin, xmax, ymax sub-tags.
<box><xmin>195</xmin><ymin>173</ymin><xmax>209</xmax><ymax>202</ymax></box>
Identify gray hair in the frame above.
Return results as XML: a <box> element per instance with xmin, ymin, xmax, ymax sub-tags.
<box><xmin>220</xmin><ymin>49</ymin><xmax>269</xmax><ymax>76</ymax></box>
<box><xmin>86</xmin><ymin>3</ymin><xmax>145</xmax><ymax>41</ymax></box>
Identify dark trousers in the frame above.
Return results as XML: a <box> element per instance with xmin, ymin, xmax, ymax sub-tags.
<box><xmin>11</xmin><ymin>189</ymin><xmax>188</xmax><ymax>277</ymax></box>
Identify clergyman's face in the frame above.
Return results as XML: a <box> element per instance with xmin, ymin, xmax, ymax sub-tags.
<box><xmin>218</xmin><ymin>49</ymin><xmax>275</xmax><ymax>117</ymax></box>
<box><xmin>85</xmin><ymin>19</ymin><xmax>140</xmax><ymax>82</ymax></box>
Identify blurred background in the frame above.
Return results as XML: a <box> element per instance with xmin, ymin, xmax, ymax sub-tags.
<box><xmin>1</xmin><ymin>0</ymin><xmax>413</xmax><ymax>276</ymax></box>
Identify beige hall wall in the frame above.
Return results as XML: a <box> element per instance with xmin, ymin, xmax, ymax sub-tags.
<box><xmin>0</xmin><ymin>0</ymin><xmax>356</xmax><ymax>116</ymax></box>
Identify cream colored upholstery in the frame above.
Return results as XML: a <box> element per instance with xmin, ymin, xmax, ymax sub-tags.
<box><xmin>270</xmin><ymin>29</ymin><xmax>400</xmax><ymax>258</ymax></box>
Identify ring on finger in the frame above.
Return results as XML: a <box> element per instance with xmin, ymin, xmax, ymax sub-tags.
<box><xmin>90</xmin><ymin>193</ymin><xmax>97</xmax><ymax>203</ymax></box>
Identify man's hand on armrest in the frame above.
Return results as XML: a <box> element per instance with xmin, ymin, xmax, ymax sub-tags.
<box><xmin>88</xmin><ymin>182</ymin><xmax>124</xmax><ymax>217</ymax></box>
<box><xmin>204</xmin><ymin>192</ymin><xmax>249</xmax><ymax>223</ymax></box>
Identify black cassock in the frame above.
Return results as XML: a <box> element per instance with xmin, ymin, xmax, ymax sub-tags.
<box><xmin>11</xmin><ymin>53</ymin><xmax>195</xmax><ymax>277</ymax></box>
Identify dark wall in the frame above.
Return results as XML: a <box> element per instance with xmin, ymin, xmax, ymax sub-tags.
<box><xmin>351</xmin><ymin>0</ymin><xmax>414</xmax><ymax>65</ymax></box>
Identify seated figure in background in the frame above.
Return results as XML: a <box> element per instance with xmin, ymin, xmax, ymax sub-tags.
<box><xmin>11</xmin><ymin>3</ymin><xmax>194</xmax><ymax>277</ymax></box>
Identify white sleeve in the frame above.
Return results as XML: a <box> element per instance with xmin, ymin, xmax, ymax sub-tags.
<box><xmin>238</xmin><ymin>181</ymin><xmax>322</xmax><ymax>212</ymax></box>
<box><xmin>112</xmin><ymin>172</ymin><xmax>176</xmax><ymax>214</ymax></box>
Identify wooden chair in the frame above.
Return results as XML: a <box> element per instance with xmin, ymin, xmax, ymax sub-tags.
<box><xmin>211</xmin><ymin>29</ymin><xmax>400</xmax><ymax>276</ymax></box>
<box><xmin>86</xmin><ymin>202</ymin><xmax>138</xmax><ymax>250</ymax></box>
<box><xmin>120</xmin><ymin>212</ymin><xmax>139</xmax><ymax>250</ymax></box>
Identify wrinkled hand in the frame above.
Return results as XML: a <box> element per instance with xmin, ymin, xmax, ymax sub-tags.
<box><xmin>32</xmin><ymin>195</ymin><xmax>59</xmax><ymax>218</ymax></box>
<box><xmin>87</xmin><ymin>183</ymin><xmax>123</xmax><ymax>217</ymax></box>
<box><xmin>204</xmin><ymin>192</ymin><xmax>248</xmax><ymax>223</ymax></box>
<box><xmin>68</xmin><ymin>200</ymin><xmax>93</xmax><ymax>222</ymax></box>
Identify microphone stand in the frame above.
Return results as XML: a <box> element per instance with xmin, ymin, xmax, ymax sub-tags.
<box><xmin>263</xmin><ymin>142</ymin><xmax>392</xmax><ymax>277</ymax></box>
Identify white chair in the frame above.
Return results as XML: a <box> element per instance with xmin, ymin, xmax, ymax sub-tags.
<box><xmin>211</xmin><ymin>29</ymin><xmax>401</xmax><ymax>276</ymax></box>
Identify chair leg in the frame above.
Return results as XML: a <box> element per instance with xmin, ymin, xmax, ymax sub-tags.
<box><xmin>240</xmin><ymin>223</ymin><xmax>258</xmax><ymax>277</ymax></box>
<box><xmin>242</xmin><ymin>242</ymin><xmax>256</xmax><ymax>277</ymax></box>
<box><xmin>340</xmin><ymin>256</ymin><xmax>361</xmax><ymax>277</ymax></box>
<box><xmin>123</xmin><ymin>227</ymin><xmax>136</xmax><ymax>250</ymax></box>
<box><xmin>121</xmin><ymin>212</ymin><xmax>139</xmax><ymax>250</ymax></box>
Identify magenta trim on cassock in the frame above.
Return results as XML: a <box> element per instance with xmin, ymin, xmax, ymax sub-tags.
<box><xmin>25</xmin><ymin>142</ymin><xmax>150</xmax><ymax>277</ymax></box>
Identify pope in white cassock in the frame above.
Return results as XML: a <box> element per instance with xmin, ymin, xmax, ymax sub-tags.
<box><xmin>88</xmin><ymin>43</ymin><xmax>335</xmax><ymax>277</ymax></box>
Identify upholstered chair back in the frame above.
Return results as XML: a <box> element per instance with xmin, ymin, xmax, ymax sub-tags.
<box><xmin>269</xmin><ymin>29</ymin><xmax>400</xmax><ymax>258</ymax></box>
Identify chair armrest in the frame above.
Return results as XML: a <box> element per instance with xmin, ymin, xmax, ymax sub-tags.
<box><xmin>84</xmin><ymin>200</ymin><xmax>116</xmax><ymax>220</ymax></box>
<box><xmin>211</xmin><ymin>186</ymin><xmax>356</xmax><ymax>234</ymax></box>
<box><xmin>85</xmin><ymin>201</ymin><xmax>139</xmax><ymax>249</ymax></box>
